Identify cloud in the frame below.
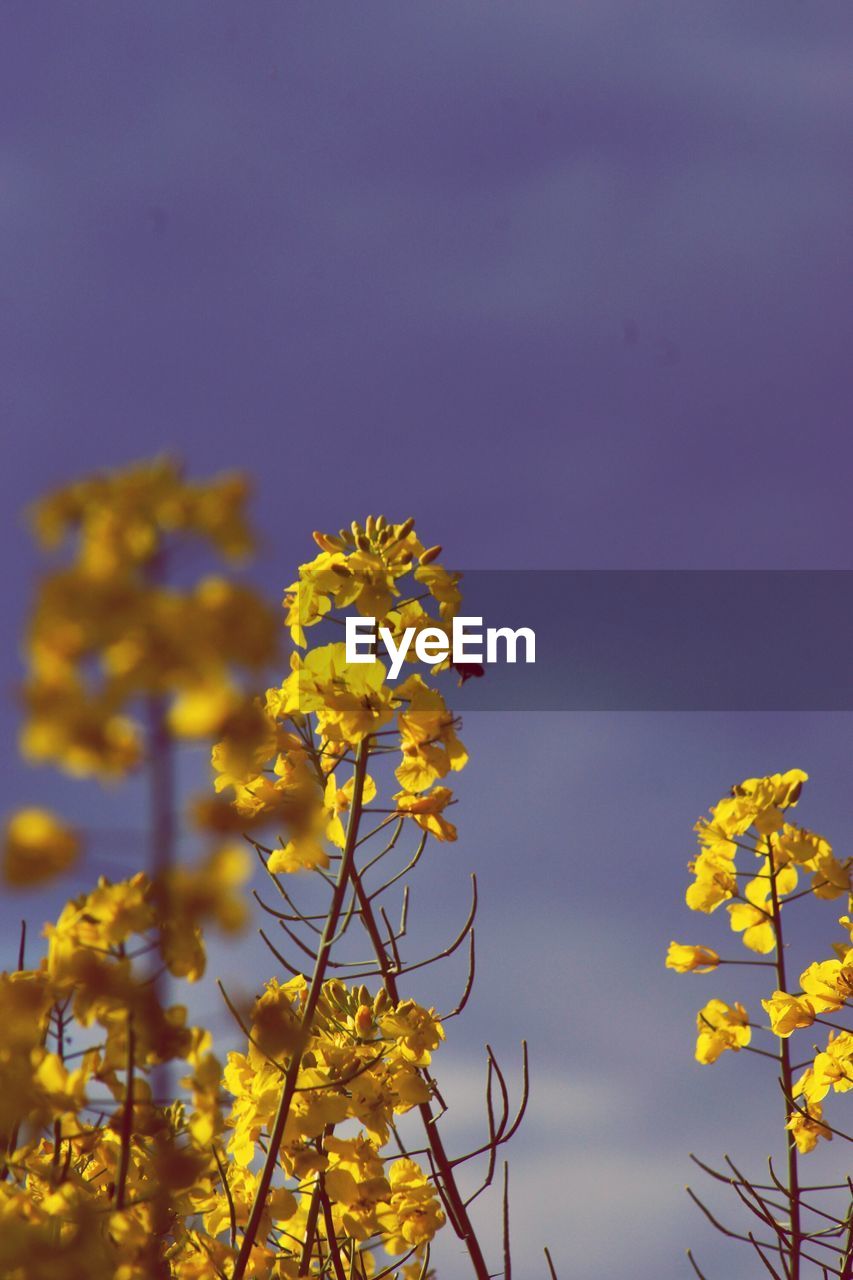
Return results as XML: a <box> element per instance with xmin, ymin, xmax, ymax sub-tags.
<box><xmin>421</xmin><ymin>1056</ymin><xmax>699</xmax><ymax>1277</ymax></box>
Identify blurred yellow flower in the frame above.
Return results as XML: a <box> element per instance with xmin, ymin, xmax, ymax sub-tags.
<box><xmin>2</xmin><ymin>807</ymin><xmax>80</xmax><ymax>886</ymax></box>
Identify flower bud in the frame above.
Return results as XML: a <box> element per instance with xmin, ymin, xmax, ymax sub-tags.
<box><xmin>373</xmin><ymin>987</ymin><xmax>391</xmax><ymax>1017</ymax></box>
<box><xmin>312</xmin><ymin>531</ymin><xmax>343</xmax><ymax>553</ymax></box>
<box><xmin>354</xmin><ymin>1004</ymin><xmax>374</xmax><ymax>1038</ymax></box>
<box><xmin>326</xmin><ymin>980</ymin><xmax>348</xmax><ymax>1008</ymax></box>
<box><xmin>419</xmin><ymin>544</ymin><xmax>442</xmax><ymax>565</ymax></box>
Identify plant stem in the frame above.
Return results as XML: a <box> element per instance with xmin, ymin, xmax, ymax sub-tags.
<box><xmin>116</xmin><ymin>1013</ymin><xmax>135</xmax><ymax>1210</ymax></box>
<box><xmin>348</xmin><ymin>871</ymin><xmax>491</xmax><ymax>1280</ymax></box>
<box><xmin>231</xmin><ymin>739</ymin><xmax>369</xmax><ymax>1280</ymax></box>
<box><xmin>767</xmin><ymin>837</ymin><xmax>801</xmax><ymax>1279</ymax></box>
<box><xmin>144</xmin><ymin>682</ymin><xmax>181</xmax><ymax>1246</ymax></box>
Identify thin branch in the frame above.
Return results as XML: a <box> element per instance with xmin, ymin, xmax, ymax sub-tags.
<box><xmin>502</xmin><ymin>1161</ymin><xmax>512</xmax><ymax>1280</ymax></box>
<box><xmin>115</xmin><ymin>1013</ymin><xmax>135</xmax><ymax>1211</ymax></box>
<box><xmin>230</xmin><ymin>741</ymin><xmax>370</xmax><ymax>1280</ymax></box>
<box><xmin>212</xmin><ymin>1144</ymin><xmax>237</xmax><ymax>1249</ymax></box>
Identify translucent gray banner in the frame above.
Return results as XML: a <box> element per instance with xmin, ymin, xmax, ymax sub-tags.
<box><xmin>293</xmin><ymin>571</ymin><xmax>853</xmax><ymax>711</ymax></box>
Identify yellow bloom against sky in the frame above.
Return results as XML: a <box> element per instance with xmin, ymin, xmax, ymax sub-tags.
<box><xmin>7</xmin><ymin>500</ymin><xmax>853</xmax><ymax>1276</ymax></box>
<box><xmin>7</xmin><ymin>488</ymin><xmax>853</xmax><ymax>1277</ymax></box>
<box><xmin>1</xmin><ymin>3</ymin><xmax>852</xmax><ymax>1272</ymax></box>
<box><xmin>1</xmin><ymin>498</ymin><xmax>516</xmax><ymax>1280</ymax></box>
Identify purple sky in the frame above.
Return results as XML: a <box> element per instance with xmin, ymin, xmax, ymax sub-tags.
<box><xmin>2</xmin><ymin>5</ymin><xmax>853</xmax><ymax>1277</ymax></box>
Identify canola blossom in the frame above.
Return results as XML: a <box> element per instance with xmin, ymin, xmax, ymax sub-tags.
<box><xmin>668</xmin><ymin>769</ymin><xmax>853</xmax><ymax>1278</ymax></box>
<box><xmin>0</xmin><ymin>467</ymin><xmax>532</xmax><ymax>1280</ymax></box>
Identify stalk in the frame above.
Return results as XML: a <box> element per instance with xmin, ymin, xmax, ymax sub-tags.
<box><xmin>767</xmin><ymin>836</ymin><xmax>801</xmax><ymax>1279</ymax></box>
<box><xmin>348</xmin><ymin>870</ymin><xmax>491</xmax><ymax>1280</ymax></box>
<box><xmin>231</xmin><ymin>739</ymin><xmax>369</xmax><ymax>1280</ymax></box>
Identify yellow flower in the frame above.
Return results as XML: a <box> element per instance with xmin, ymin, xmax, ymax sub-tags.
<box><xmin>394</xmin><ymin>675</ymin><xmax>468</xmax><ymax>794</ymax></box>
<box><xmin>685</xmin><ymin>844</ymin><xmax>736</xmax><ymax>913</ymax></box>
<box><xmin>377</xmin><ymin>1158</ymin><xmax>445</xmax><ymax>1254</ymax></box>
<box><xmin>727</xmin><ymin>870</ymin><xmax>776</xmax><ymax>954</ymax></box>
<box><xmin>762</xmin><ymin>991</ymin><xmax>815</xmax><ymax>1037</ymax></box>
<box><xmin>774</xmin><ymin>824</ymin><xmax>850</xmax><ymax>900</ymax></box>
<box><xmin>799</xmin><ymin>952</ymin><xmax>853</xmax><ymax>1013</ymax></box>
<box><xmin>283</xmin><ymin>553</ymin><xmax>345</xmax><ymax>645</ymax></box>
<box><xmin>211</xmin><ymin>699</ymin><xmax>282</xmax><ymax>790</ymax></box>
<box><xmin>168</xmin><ymin>677</ymin><xmax>241</xmax><ymax>739</ymax></box>
<box><xmin>280</xmin><ymin>644</ymin><xmax>395</xmax><ymax>744</ymax></box>
<box><xmin>267</xmin><ymin>836</ymin><xmax>329</xmax><ymax>874</ymax></box>
<box><xmin>666</xmin><ymin>943</ymin><xmax>720</xmax><ymax>973</ymax></box>
<box><xmin>695</xmin><ymin>998</ymin><xmax>751</xmax><ymax>1064</ymax></box>
<box><xmin>324</xmin><ymin>1135</ymin><xmax>391</xmax><ymax>1240</ymax></box>
<box><xmin>379</xmin><ymin>1000</ymin><xmax>445</xmax><ymax>1066</ymax></box>
<box><xmin>247</xmin><ymin>977</ymin><xmax>305</xmax><ymax>1068</ymax></box>
<box><xmin>45</xmin><ymin>873</ymin><xmax>154</xmax><ymax>962</ymax></box>
<box><xmin>3</xmin><ymin>807</ymin><xmax>80</xmax><ymax>886</ymax></box>
<box><xmin>698</xmin><ymin>769</ymin><xmax>807</xmax><ymax>844</ymax></box>
<box><xmin>786</xmin><ymin>1101</ymin><xmax>831</xmax><ymax>1154</ymax></box>
<box><xmin>796</xmin><ymin>1033</ymin><xmax>853</xmax><ymax>1106</ymax></box>
<box><xmin>394</xmin><ymin>787</ymin><xmax>457</xmax><ymax>842</ymax></box>
<box><xmin>324</xmin><ymin>771</ymin><xmax>378</xmax><ymax>849</ymax></box>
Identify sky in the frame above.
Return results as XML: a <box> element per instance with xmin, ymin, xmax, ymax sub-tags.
<box><xmin>2</xmin><ymin>3</ymin><xmax>853</xmax><ymax>1277</ymax></box>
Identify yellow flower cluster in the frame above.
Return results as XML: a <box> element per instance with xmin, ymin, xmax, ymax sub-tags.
<box><xmin>213</xmin><ymin>517</ymin><xmax>468</xmax><ymax>866</ymax></box>
<box><xmin>219</xmin><ymin>977</ymin><xmax>445</xmax><ymax>1267</ymax></box>
<box><xmin>0</xmin><ymin>494</ymin><xmax>485</xmax><ymax>1279</ymax></box>
<box><xmin>1</xmin><ymin>889</ymin><xmax>444</xmax><ymax>1278</ymax></box>
<box><xmin>21</xmin><ymin>457</ymin><xmax>278</xmax><ymax>779</ymax></box>
<box><xmin>3</xmin><ymin>458</ymin><xmax>280</xmax><ymax>893</ymax></box>
<box><xmin>668</xmin><ymin>768</ymin><xmax>853</xmax><ymax>1156</ymax></box>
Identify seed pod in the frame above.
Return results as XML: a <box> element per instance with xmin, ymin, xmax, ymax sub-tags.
<box><xmin>419</xmin><ymin>544</ymin><xmax>442</xmax><ymax>565</ymax></box>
